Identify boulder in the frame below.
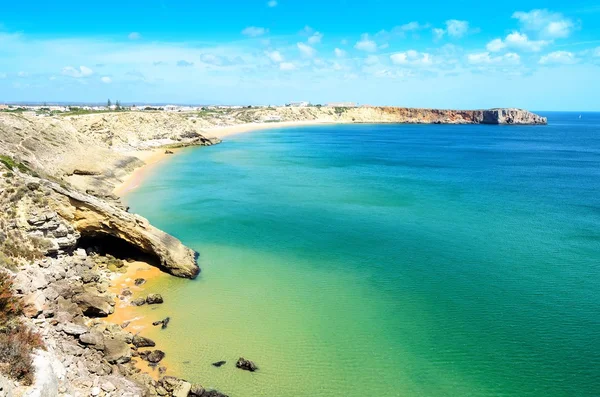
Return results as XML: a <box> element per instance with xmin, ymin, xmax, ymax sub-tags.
<box><xmin>132</xmin><ymin>335</ymin><xmax>156</xmax><ymax>348</ymax></box>
<box><xmin>103</xmin><ymin>338</ymin><xmax>132</xmax><ymax>364</ymax></box>
<box><xmin>146</xmin><ymin>294</ymin><xmax>164</xmax><ymax>304</ymax></box>
<box><xmin>23</xmin><ymin>290</ymin><xmax>46</xmax><ymax>318</ymax></box>
<box><xmin>134</xmin><ymin>278</ymin><xmax>146</xmax><ymax>286</ymax></box>
<box><xmin>172</xmin><ymin>380</ymin><xmax>192</xmax><ymax>397</ymax></box>
<box><xmin>131</xmin><ymin>298</ymin><xmax>146</xmax><ymax>306</ymax></box>
<box><xmin>146</xmin><ymin>350</ymin><xmax>165</xmax><ymax>364</ymax></box>
<box><xmin>189</xmin><ymin>384</ymin><xmax>205</xmax><ymax>396</ymax></box>
<box><xmin>72</xmin><ymin>290</ymin><xmax>114</xmax><ymax>317</ymax></box>
<box><xmin>236</xmin><ymin>357</ymin><xmax>258</xmax><ymax>372</ymax></box>
<box><xmin>79</xmin><ymin>330</ymin><xmax>104</xmax><ymax>349</ymax></box>
<box><xmin>61</xmin><ymin>323</ymin><xmax>89</xmax><ymax>336</ymax></box>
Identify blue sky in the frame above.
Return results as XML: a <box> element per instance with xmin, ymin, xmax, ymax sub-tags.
<box><xmin>1</xmin><ymin>0</ymin><xmax>600</xmax><ymax>110</ymax></box>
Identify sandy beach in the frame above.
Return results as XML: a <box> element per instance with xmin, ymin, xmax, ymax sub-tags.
<box><xmin>113</xmin><ymin>148</ymin><xmax>181</xmax><ymax>196</ymax></box>
<box><xmin>112</xmin><ymin>120</ymin><xmax>338</xmax><ymax>196</ymax></box>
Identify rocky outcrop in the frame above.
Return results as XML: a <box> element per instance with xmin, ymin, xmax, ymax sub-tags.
<box><xmin>235</xmin><ymin>357</ymin><xmax>258</xmax><ymax>372</ymax></box>
<box><xmin>21</xmin><ymin>175</ymin><xmax>200</xmax><ymax>279</ymax></box>
<box><xmin>477</xmin><ymin>108</ymin><xmax>547</xmax><ymax>124</ymax></box>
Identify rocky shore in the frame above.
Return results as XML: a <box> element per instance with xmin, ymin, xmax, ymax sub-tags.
<box><xmin>0</xmin><ymin>106</ymin><xmax>546</xmax><ymax>396</ymax></box>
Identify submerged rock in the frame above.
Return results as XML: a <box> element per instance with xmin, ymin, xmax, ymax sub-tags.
<box><xmin>212</xmin><ymin>360</ymin><xmax>226</xmax><ymax>368</ymax></box>
<box><xmin>236</xmin><ymin>357</ymin><xmax>258</xmax><ymax>372</ymax></box>
<box><xmin>152</xmin><ymin>317</ymin><xmax>170</xmax><ymax>329</ymax></box>
<box><xmin>146</xmin><ymin>350</ymin><xmax>165</xmax><ymax>364</ymax></box>
<box><xmin>131</xmin><ymin>298</ymin><xmax>146</xmax><ymax>306</ymax></box>
<box><xmin>146</xmin><ymin>293</ymin><xmax>164</xmax><ymax>304</ymax></box>
<box><xmin>134</xmin><ymin>278</ymin><xmax>146</xmax><ymax>286</ymax></box>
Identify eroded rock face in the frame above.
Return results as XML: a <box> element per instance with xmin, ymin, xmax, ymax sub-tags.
<box><xmin>26</xmin><ymin>176</ymin><xmax>201</xmax><ymax>279</ymax></box>
<box><xmin>477</xmin><ymin>108</ymin><xmax>547</xmax><ymax>125</ymax></box>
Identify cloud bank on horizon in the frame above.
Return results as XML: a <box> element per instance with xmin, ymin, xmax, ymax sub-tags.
<box><xmin>0</xmin><ymin>0</ymin><xmax>599</xmax><ymax>110</ymax></box>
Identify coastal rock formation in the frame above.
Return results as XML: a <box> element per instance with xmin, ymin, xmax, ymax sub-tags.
<box><xmin>235</xmin><ymin>357</ymin><xmax>258</xmax><ymax>372</ymax></box>
<box><xmin>477</xmin><ymin>108</ymin><xmax>547</xmax><ymax>124</ymax></box>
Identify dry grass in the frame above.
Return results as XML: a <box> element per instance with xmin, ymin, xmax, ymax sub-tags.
<box><xmin>0</xmin><ymin>272</ymin><xmax>44</xmax><ymax>385</ymax></box>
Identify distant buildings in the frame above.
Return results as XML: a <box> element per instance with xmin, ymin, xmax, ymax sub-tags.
<box><xmin>288</xmin><ymin>101</ymin><xmax>310</xmax><ymax>107</ymax></box>
<box><xmin>326</xmin><ymin>102</ymin><xmax>356</xmax><ymax>108</ymax></box>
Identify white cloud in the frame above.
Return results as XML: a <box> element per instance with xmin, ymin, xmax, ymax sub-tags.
<box><xmin>279</xmin><ymin>62</ymin><xmax>295</xmax><ymax>71</ymax></box>
<box><xmin>446</xmin><ymin>20</ymin><xmax>469</xmax><ymax>38</ymax></box>
<box><xmin>0</xmin><ymin>73</ymin><xmax>6</xmax><ymax>79</ymax></box>
<box><xmin>433</xmin><ymin>28</ymin><xmax>445</xmax><ymax>40</ymax></box>
<box><xmin>177</xmin><ymin>60</ymin><xmax>194</xmax><ymax>67</ymax></box>
<box><xmin>512</xmin><ymin>9</ymin><xmax>574</xmax><ymax>39</ymax></box>
<box><xmin>297</xmin><ymin>42</ymin><xmax>316</xmax><ymax>58</ymax></box>
<box><xmin>398</xmin><ymin>21</ymin><xmax>427</xmax><ymax>32</ymax></box>
<box><xmin>17</xmin><ymin>71</ymin><xmax>28</xmax><ymax>77</ymax></box>
<box><xmin>200</xmin><ymin>54</ymin><xmax>222</xmax><ymax>65</ymax></box>
<box><xmin>487</xmin><ymin>32</ymin><xmax>549</xmax><ymax>53</ymax></box>
<box><xmin>267</xmin><ymin>50</ymin><xmax>284</xmax><ymax>63</ymax></box>
<box><xmin>539</xmin><ymin>51</ymin><xmax>577</xmax><ymax>65</ymax></box>
<box><xmin>100</xmin><ymin>76</ymin><xmax>112</xmax><ymax>83</ymax></box>
<box><xmin>594</xmin><ymin>47</ymin><xmax>600</xmax><ymax>57</ymax></box>
<box><xmin>308</xmin><ymin>32</ymin><xmax>323</xmax><ymax>44</ymax></box>
<box><xmin>242</xmin><ymin>26</ymin><xmax>268</xmax><ymax>37</ymax></box>
<box><xmin>128</xmin><ymin>32</ymin><xmax>141</xmax><ymax>40</ymax></box>
<box><xmin>390</xmin><ymin>50</ymin><xmax>433</xmax><ymax>67</ymax></box>
<box><xmin>505</xmin><ymin>32</ymin><xmax>549</xmax><ymax>52</ymax></box>
<box><xmin>334</xmin><ymin>48</ymin><xmax>346</xmax><ymax>58</ymax></box>
<box><xmin>486</xmin><ymin>38</ymin><xmax>506</xmax><ymax>52</ymax></box>
<box><xmin>354</xmin><ymin>34</ymin><xmax>377</xmax><ymax>52</ymax></box>
<box><xmin>467</xmin><ymin>52</ymin><xmax>521</xmax><ymax>65</ymax></box>
<box><xmin>267</xmin><ymin>0</ymin><xmax>277</xmax><ymax>7</ymax></box>
<box><xmin>364</xmin><ymin>55</ymin><xmax>379</xmax><ymax>65</ymax></box>
<box><xmin>62</xmin><ymin>65</ymin><xmax>93</xmax><ymax>78</ymax></box>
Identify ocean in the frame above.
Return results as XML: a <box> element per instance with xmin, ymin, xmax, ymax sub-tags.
<box><xmin>124</xmin><ymin>112</ymin><xmax>600</xmax><ymax>396</ymax></box>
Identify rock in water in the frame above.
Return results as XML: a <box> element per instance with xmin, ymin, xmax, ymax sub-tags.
<box><xmin>203</xmin><ymin>391</ymin><xmax>230</xmax><ymax>397</ymax></box>
<box><xmin>212</xmin><ymin>361</ymin><xmax>226</xmax><ymax>367</ymax></box>
<box><xmin>152</xmin><ymin>317</ymin><xmax>170</xmax><ymax>329</ymax></box>
<box><xmin>131</xmin><ymin>298</ymin><xmax>146</xmax><ymax>306</ymax></box>
<box><xmin>146</xmin><ymin>350</ymin><xmax>166</xmax><ymax>364</ymax></box>
<box><xmin>134</xmin><ymin>278</ymin><xmax>146</xmax><ymax>286</ymax></box>
<box><xmin>132</xmin><ymin>335</ymin><xmax>156</xmax><ymax>348</ymax></box>
<box><xmin>189</xmin><ymin>384</ymin><xmax>205</xmax><ymax>396</ymax></box>
<box><xmin>146</xmin><ymin>294</ymin><xmax>164</xmax><ymax>304</ymax></box>
<box><xmin>236</xmin><ymin>357</ymin><xmax>258</xmax><ymax>372</ymax></box>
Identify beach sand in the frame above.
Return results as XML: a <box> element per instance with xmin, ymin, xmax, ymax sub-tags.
<box><xmin>108</xmin><ymin>261</ymin><xmax>171</xmax><ymax>379</ymax></box>
<box><xmin>113</xmin><ymin>148</ymin><xmax>180</xmax><ymax>196</ymax></box>
<box><xmin>112</xmin><ymin>120</ymin><xmax>336</xmax><ymax>196</ymax></box>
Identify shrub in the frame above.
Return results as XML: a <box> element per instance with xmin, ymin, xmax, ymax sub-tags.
<box><xmin>0</xmin><ymin>272</ymin><xmax>44</xmax><ymax>385</ymax></box>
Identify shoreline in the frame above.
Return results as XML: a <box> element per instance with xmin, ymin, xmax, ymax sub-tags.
<box><xmin>113</xmin><ymin>148</ymin><xmax>182</xmax><ymax>196</ymax></box>
<box><xmin>112</xmin><ymin>120</ymin><xmax>339</xmax><ymax>196</ymax></box>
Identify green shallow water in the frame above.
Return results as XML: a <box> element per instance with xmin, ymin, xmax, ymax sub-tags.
<box><xmin>125</xmin><ymin>113</ymin><xmax>600</xmax><ymax>396</ymax></box>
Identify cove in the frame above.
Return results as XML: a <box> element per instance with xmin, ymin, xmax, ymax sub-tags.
<box><xmin>124</xmin><ymin>114</ymin><xmax>600</xmax><ymax>396</ymax></box>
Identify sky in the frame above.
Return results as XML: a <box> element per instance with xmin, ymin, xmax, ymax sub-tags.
<box><xmin>1</xmin><ymin>0</ymin><xmax>600</xmax><ymax>110</ymax></box>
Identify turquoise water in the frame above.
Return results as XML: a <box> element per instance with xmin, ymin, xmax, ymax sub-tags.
<box><xmin>125</xmin><ymin>113</ymin><xmax>600</xmax><ymax>396</ymax></box>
